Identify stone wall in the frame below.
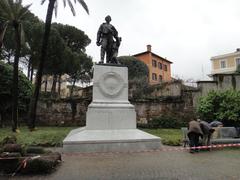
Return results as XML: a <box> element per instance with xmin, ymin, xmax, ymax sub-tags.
<box><xmin>133</xmin><ymin>99</ymin><xmax>193</xmax><ymax>125</ymax></box>
<box><xmin>149</xmin><ymin>81</ymin><xmax>182</xmax><ymax>97</ymax></box>
<box><xmin>36</xmin><ymin>98</ymin><xmax>91</xmax><ymax>126</ymax></box>
<box><xmin>35</xmin><ymin>74</ymin><xmax>240</xmax><ymax>126</ymax></box>
<box><xmin>192</xmin><ymin>74</ymin><xmax>240</xmax><ymax>106</ymax></box>
<box><xmin>36</xmin><ymin>92</ymin><xmax>195</xmax><ymax>126</ymax></box>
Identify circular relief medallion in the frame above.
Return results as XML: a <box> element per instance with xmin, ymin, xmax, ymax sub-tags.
<box><xmin>99</xmin><ymin>72</ymin><xmax>125</xmax><ymax>97</ymax></box>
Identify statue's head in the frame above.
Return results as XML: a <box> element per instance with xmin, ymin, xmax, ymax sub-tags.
<box><xmin>105</xmin><ymin>15</ymin><xmax>111</xmax><ymax>23</ymax></box>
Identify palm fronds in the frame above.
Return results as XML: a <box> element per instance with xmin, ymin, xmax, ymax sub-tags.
<box><xmin>40</xmin><ymin>0</ymin><xmax>89</xmax><ymax>17</ymax></box>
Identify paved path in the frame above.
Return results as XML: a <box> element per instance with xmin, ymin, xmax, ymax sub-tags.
<box><xmin>4</xmin><ymin>147</ymin><xmax>240</xmax><ymax>180</ymax></box>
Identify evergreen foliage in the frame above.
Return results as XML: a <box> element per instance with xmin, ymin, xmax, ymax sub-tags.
<box><xmin>0</xmin><ymin>61</ymin><xmax>32</xmax><ymax>118</ymax></box>
<box><xmin>117</xmin><ymin>56</ymin><xmax>149</xmax><ymax>80</ymax></box>
<box><xmin>197</xmin><ymin>90</ymin><xmax>240</xmax><ymax>126</ymax></box>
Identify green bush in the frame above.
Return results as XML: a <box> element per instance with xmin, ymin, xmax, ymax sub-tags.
<box><xmin>197</xmin><ymin>90</ymin><xmax>240</xmax><ymax>126</ymax></box>
<box><xmin>0</xmin><ymin>135</ymin><xmax>17</xmax><ymax>145</ymax></box>
<box><xmin>26</xmin><ymin>146</ymin><xmax>45</xmax><ymax>154</ymax></box>
<box><xmin>149</xmin><ymin>115</ymin><xmax>188</xmax><ymax>129</ymax></box>
<box><xmin>0</xmin><ymin>61</ymin><xmax>33</xmax><ymax>120</ymax></box>
<box><xmin>21</xmin><ymin>152</ymin><xmax>61</xmax><ymax>174</ymax></box>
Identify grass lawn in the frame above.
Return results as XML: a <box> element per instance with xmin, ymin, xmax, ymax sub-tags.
<box><xmin>0</xmin><ymin>127</ymin><xmax>182</xmax><ymax>147</ymax></box>
<box><xmin>142</xmin><ymin>128</ymin><xmax>182</xmax><ymax>146</ymax></box>
<box><xmin>0</xmin><ymin>126</ymin><xmax>75</xmax><ymax>147</ymax></box>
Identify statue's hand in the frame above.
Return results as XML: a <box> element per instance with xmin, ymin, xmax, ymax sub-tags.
<box><xmin>96</xmin><ymin>41</ymin><xmax>101</xmax><ymax>46</ymax></box>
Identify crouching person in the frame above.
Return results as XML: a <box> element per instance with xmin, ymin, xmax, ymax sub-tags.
<box><xmin>187</xmin><ymin>119</ymin><xmax>203</xmax><ymax>153</ymax></box>
<box><xmin>198</xmin><ymin>119</ymin><xmax>215</xmax><ymax>149</ymax></box>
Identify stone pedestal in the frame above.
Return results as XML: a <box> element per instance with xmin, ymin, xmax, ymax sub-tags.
<box><xmin>63</xmin><ymin>64</ymin><xmax>161</xmax><ymax>153</ymax></box>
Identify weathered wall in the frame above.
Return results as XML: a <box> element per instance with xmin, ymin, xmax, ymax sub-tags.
<box><xmin>150</xmin><ymin>81</ymin><xmax>182</xmax><ymax>97</ymax></box>
<box><xmin>36</xmin><ymin>98</ymin><xmax>91</xmax><ymax>126</ymax></box>
<box><xmin>36</xmin><ymin>98</ymin><xmax>194</xmax><ymax>126</ymax></box>
<box><xmin>193</xmin><ymin>74</ymin><xmax>240</xmax><ymax>107</ymax></box>
<box><xmin>36</xmin><ymin>74</ymin><xmax>240</xmax><ymax>126</ymax></box>
<box><xmin>133</xmin><ymin>98</ymin><xmax>194</xmax><ymax>124</ymax></box>
<box><xmin>36</xmin><ymin>82</ymin><xmax>195</xmax><ymax>126</ymax></box>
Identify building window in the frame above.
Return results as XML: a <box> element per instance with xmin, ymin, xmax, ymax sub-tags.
<box><xmin>220</xmin><ymin>60</ymin><xmax>226</xmax><ymax>68</ymax></box>
<box><xmin>158</xmin><ymin>62</ymin><xmax>162</xmax><ymax>69</ymax></box>
<box><xmin>159</xmin><ymin>75</ymin><xmax>162</xmax><ymax>82</ymax></box>
<box><xmin>164</xmin><ymin>64</ymin><xmax>167</xmax><ymax>71</ymax></box>
<box><xmin>152</xmin><ymin>59</ymin><xmax>157</xmax><ymax>67</ymax></box>
<box><xmin>152</xmin><ymin>73</ymin><xmax>157</xmax><ymax>80</ymax></box>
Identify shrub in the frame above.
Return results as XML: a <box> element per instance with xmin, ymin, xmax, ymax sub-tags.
<box><xmin>149</xmin><ymin>115</ymin><xmax>188</xmax><ymax>129</ymax></box>
<box><xmin>3</xmin><ymin>144</ymin><xmax>23</xmax><ymax>154</ymax></box>
<box><xmin>26</xmin><ymin>146</ymin><xmax>45</xmax><ymax>154</ymax></box>
<box><xmin>0</xmin><ymin>61</ymin><xmax>33</xmax><ymax>122</ymax></box>
<box><xmin>197</xmin><ymin>90</ymin><xmax>240</xmax><ymax>126</ymax></box>
<box><xmin>21</xmin><ymin>152</ymin><xmax>61</xmax><ymax>174</ymax></box>
<box><xmin>0</xmin><ymin>135</ymin><xmax>17</xmax><ymax>145</ymax></box>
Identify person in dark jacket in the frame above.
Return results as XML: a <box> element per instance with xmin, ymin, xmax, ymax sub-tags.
<box><xmin>198</xmin><ymin>120</ymin><xmax>215</xmax><ymax>147</ymax></box>
<box><xmin>187</xmin><ymin>119</ymin><xmax>203</xmax><ymax>153</ymax></box>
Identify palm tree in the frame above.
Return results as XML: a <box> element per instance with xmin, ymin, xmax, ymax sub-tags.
<box><xmin>0</xmin><ymin>0</ymin><xmax>31</xmax><ymax>132</ymax></box>
<box><xmin>0</xmin><ymin>23</ymin><xmax>8</xmax><ymax>48</ymax></box>
<box><xmin>28</xmin><ymin>0</ymin><xmax>89</xmax><ymax>130</ymax></box>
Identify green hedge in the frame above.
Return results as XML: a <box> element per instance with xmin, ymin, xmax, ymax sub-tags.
<box><xmin>148</xmin><ymin>115</ymin><xmax>188</xmax><ymax>129</ymax></box>
<box><xmin>197</xmin><ymin>90</ymin><xmax>240</xmax><ymax>126</ymax></box>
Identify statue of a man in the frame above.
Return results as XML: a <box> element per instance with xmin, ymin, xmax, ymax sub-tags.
<box><xmin>97</xmin><ymin>15</ymin><xmax>119</xmax><ymax>64</ymax></box>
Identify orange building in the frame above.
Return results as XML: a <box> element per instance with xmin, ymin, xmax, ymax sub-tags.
<box><xmin>134</xmin><ymin>45</ymin><xmax>172</xmax><ymax>85</ymax></box>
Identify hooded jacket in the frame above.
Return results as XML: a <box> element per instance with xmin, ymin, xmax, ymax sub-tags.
<box><xmin>188</xmin><ymin>120</ymin><xmax>203</xmax><ymax>136</ymax></box>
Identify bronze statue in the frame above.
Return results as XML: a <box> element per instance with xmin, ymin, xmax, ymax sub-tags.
<box><xmin>96</xmin><ymin>15</ymin><xmax>121</xmax><ymax>64</ymax></box>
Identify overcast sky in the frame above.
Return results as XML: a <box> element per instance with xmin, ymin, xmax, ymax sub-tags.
<box><xmin>22</xmin><ymin>0</ymin><xmax>240</xmax><ymax>81</ymax></box>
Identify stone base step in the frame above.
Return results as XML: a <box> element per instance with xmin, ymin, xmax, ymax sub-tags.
<box><xmin>63</xmin><ymin>127</ymin><xmax>162</xmax><ymax>153</ymax></box>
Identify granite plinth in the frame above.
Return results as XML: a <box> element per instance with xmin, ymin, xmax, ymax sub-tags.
<box><xmin>63</xmin><ymin>128</ymin><xmax>161</xmax><ymax>153</ymax></box>
<box><xmin>86</xmin><ymin>101</ymin><xmax>136</xmax><ymax>130</ymax></box>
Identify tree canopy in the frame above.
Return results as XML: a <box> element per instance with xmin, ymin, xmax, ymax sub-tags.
<box><xmin>0</xmin><ymin>61</ymin><xmax>32</xmax><ymax>116</ymax></box>
<box><xmin>117</xmin><ymin>56</ymin><xmax>149</xmax><ymax>80</ymax></box>
<box><xmin>0</xmin><ymin>0</ymin><xmax>32</xmax><ymax>131</ymax></box>
<box><xmin>117</xmin><ymin>56</ymin><xmax>149</xmax><ymax>99</ymax></box>
<box><xmin>52</xmin><ymin>23</ymin><xmax>91</xmax><ymax>53</ymax></box>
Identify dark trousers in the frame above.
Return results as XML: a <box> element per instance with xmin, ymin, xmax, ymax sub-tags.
<box><xmin>188</xmin><ymin>132</ymin><xmax>201</xmax><ymax>150</ymax></box>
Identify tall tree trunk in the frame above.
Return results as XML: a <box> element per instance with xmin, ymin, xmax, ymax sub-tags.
<box><xmin>44</xmin><ymin>75</ymin><xmax>48</xmax><ymax>92</ymax></box>
<box><xmin>70</xmin><ymin>79</ymin><xmax>76</xmax><ymax>97</ymax></box>
<box><xmin>27</xmin><ymin>57</ymin><xmax>32</xmax><ymax>80</ymax></box>
<box><xmin>12</xmin><ymin>22</ymin><xmax>21</xmax><ymax>132</ymax></box>
<box><xmin>51</xmin><ymin>74</ymin><xmax>57</xmax><ymax>94</ymax></box>
<box><xmin>0</xmin><ymin>22</ymin><xmax>7</xmax><ymax>49</ymax></box>
<box><xmin>7</xmin><ymin>53</ymin><xmax>11</xmax><ymax>64</ymax></box>
<box><xmin>28</xmin><ymin>0</ymin><xmax>56</xmax><ymax>130</ymax></box>
<box><xmin>58</xmin><ymin>75</ymin><xmax>62</xmax><ymax>96</ymax></box>
<box><xmin>30</xmin><ymin>64</ymin><xmax>34</xmax><ymax>82</ymax></box>
<box><xmin>0</xmin><ymin>113</ymin><xmax>3</xmax><ymax>128</ymax></box>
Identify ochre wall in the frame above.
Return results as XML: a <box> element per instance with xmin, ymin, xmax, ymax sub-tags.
<box><xmin>212</xmin><ymin>55</ymin><xmax>239</xmax><ymax>70</ymax></box>
<box><xmin>135</xmin><ymin>53</ymin><xmax>172</xmax><ymax>84</ymax></box>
